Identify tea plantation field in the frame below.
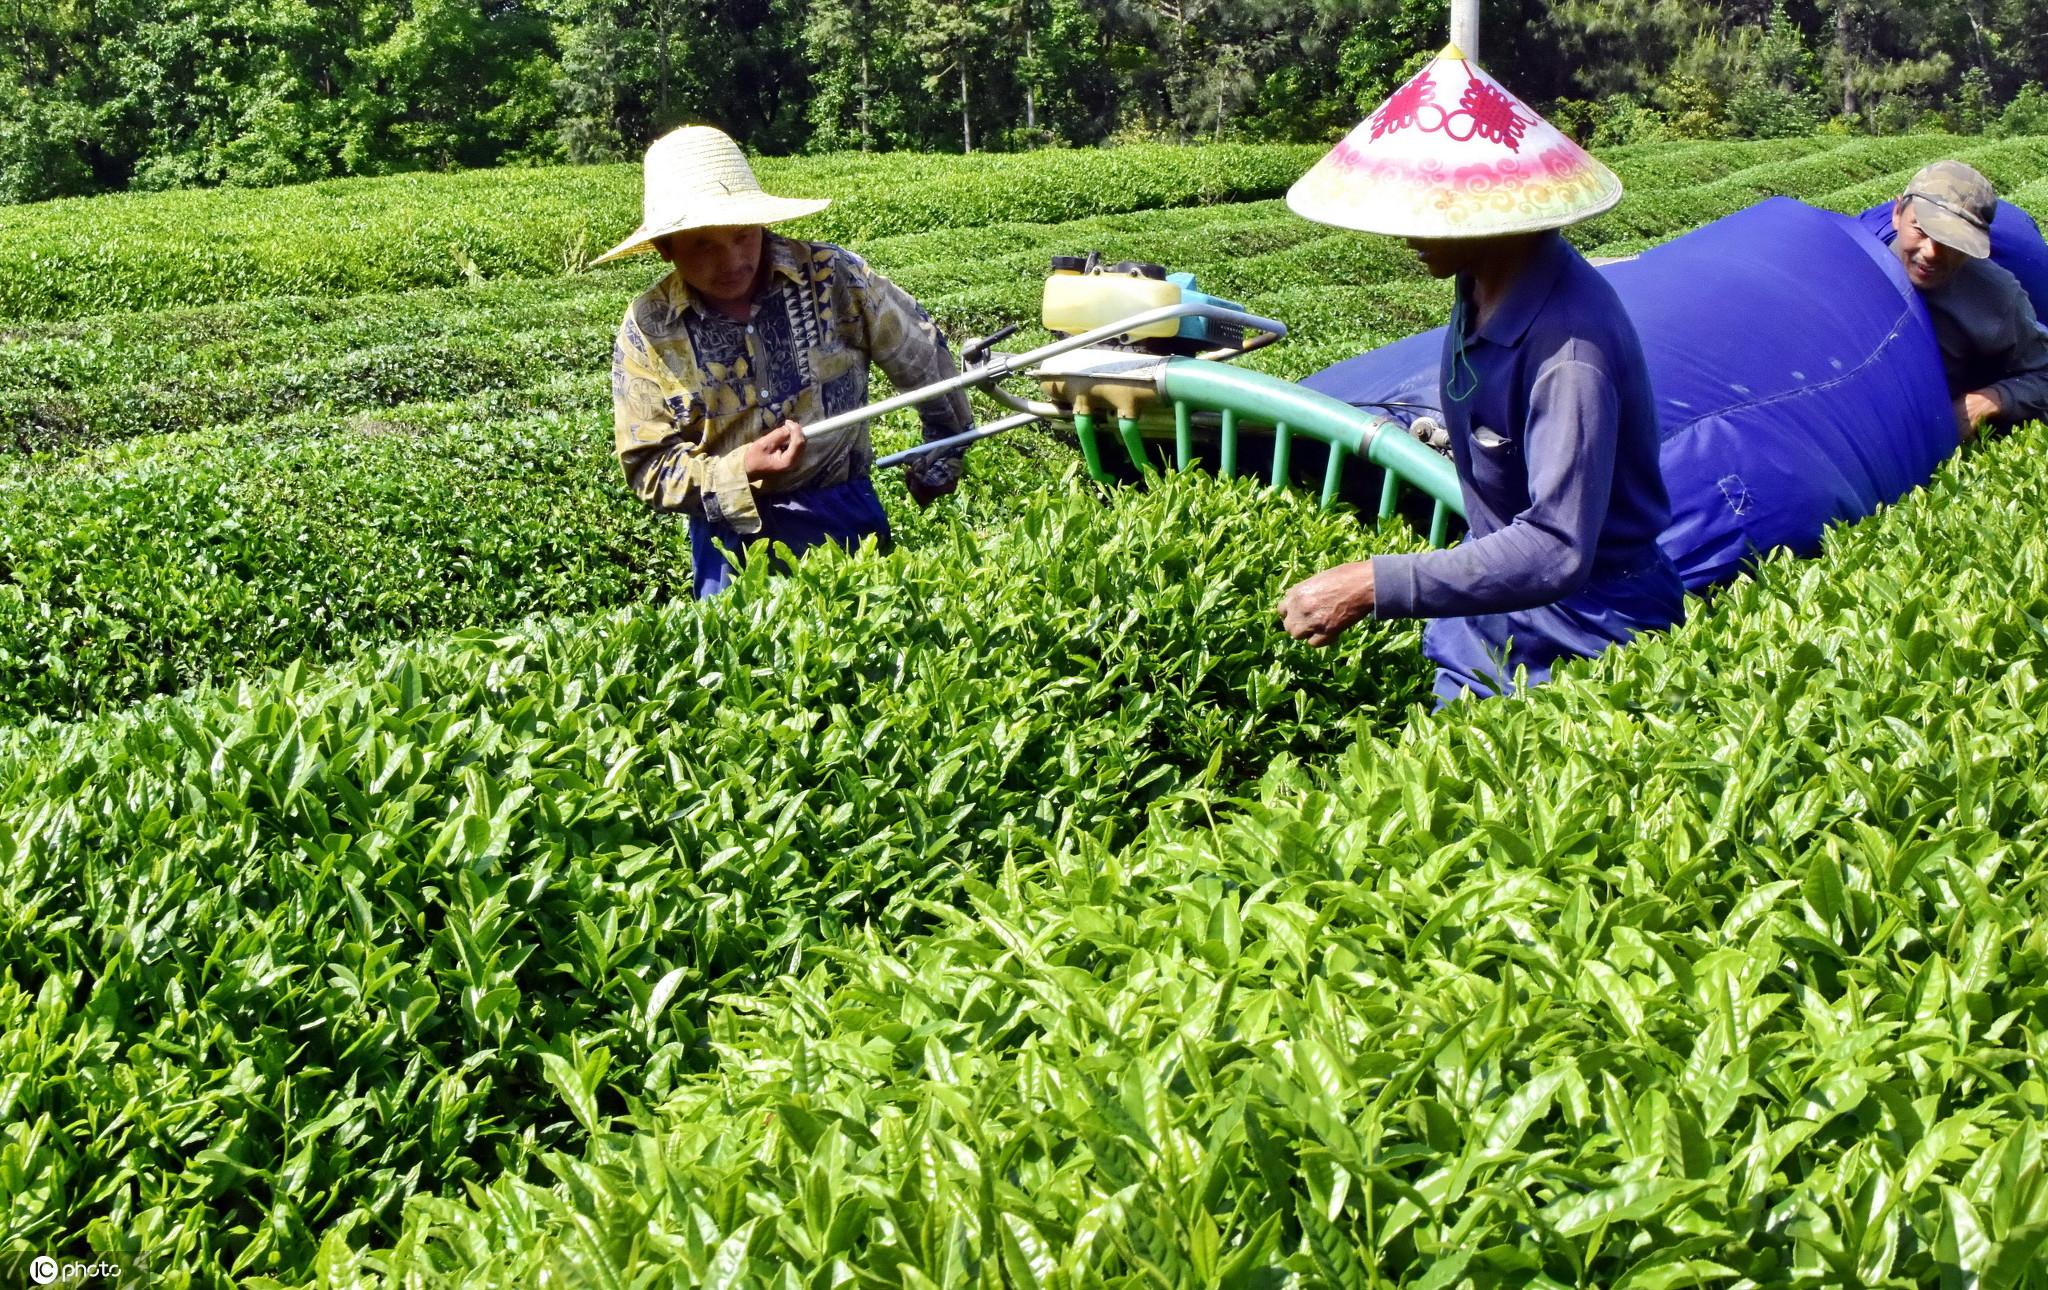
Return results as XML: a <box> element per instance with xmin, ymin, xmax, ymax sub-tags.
<box><xmin>2</xmin><ymin>133</ymin><xmax>2046</xmax><ymax>1286</ymax></box>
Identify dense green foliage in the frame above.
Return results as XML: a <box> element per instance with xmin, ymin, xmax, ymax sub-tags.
<box><xmin>1587</xmin><ymin>134</ymin><xmax>2048</xmax><ymax>244</ymax></box>
<box><xmin>0</xmin><ymin>408</ymin><xmax>682</xmax><ymax>723</ymax></box>
<box><xmin>347</xmin><ymin>427</ymin><xmax>2048</xmax><ymax>1285</ymax></box>
<box><xmin>0</xmin><ymin>478</ymin><xmax>1424</xmax><ymax>1275</ymax></box>
<box><xmin>7</xmin><ymin>0</ymin><xmax>2048</xmax><ymax>204</ymax></box>
<box><xmin>0</xmin><ymin>377</ymin><xmax>1095</xmax><ymax>723</ymax></box>
<box><xmin>0</xmin><ymin>144</ymin><xmax>1316</xmax><ymax>321</ymax></box>
<box><xmin>3</xmin><ymin>132</ymin><xmax>2048</xmax><ymax>1286</ymax></box>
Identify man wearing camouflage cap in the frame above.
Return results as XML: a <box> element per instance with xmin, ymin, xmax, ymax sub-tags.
<box><xmin>1884</xmin><ymin>160</ymin><xmax>2048</xmax><ymax>442</ymax></box>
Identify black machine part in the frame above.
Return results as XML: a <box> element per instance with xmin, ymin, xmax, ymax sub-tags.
<box><xmin>1105</xmin><ymin>260</ymin><xmax>1168</xmax><ymax>280</ymax></box>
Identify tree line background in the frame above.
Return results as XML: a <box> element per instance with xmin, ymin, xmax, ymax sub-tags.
<box><xmin>6</xmin><ymin>0</ymin><xmax>2048</xmax><ymax>205</ymax></box>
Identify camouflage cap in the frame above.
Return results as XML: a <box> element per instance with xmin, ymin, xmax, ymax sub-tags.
<box><xmin>1901</xmin><ymin>160</ymin><xmax>1997</xmax><ymax>259</ymax></box>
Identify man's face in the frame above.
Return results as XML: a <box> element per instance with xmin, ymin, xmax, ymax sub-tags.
<box><xmin>659</xmin><ymin>225</ymin><xmax>766</xmax><ymax>305</ymax></box>
<box><xmin>1891</xmin><ymin>200</ymin><xmax>1967</xmax><ymax>291</ymax></box>
<box><xmin>1404</xmin><ymin>237</ymin><xmax>1481</xmax><ymax>279</ymax></box>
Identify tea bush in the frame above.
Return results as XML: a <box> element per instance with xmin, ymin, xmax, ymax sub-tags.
<box><xmin>0</xmin><ymin>145</ymin><xmax>1319</xmax><ymax>323</ymax></box>
<box><xmin>354</xmin><ymin>421</ymin><xmax>2048</xmax><ymax>1287</ymax></box>
<box><xmin>0</xmin><ymin>400</ymin><xmax>1088</xmax><ymax>722</ymax></box>
<box><xmin>0</xmin><ymin>475</ymin><xmax>1427</xmax><ymax>1276</ymax></box>
<box><xmin>1581</xmin><ymin>135</ymin><xmax>2048</xmax><ymax>249</ymax></box>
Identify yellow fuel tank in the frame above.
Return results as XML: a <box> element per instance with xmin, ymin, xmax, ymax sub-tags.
<box><xmin>1042</xmin><ymin>272</ymin><xmax>1181</xmax><ymax>340</ymax></box>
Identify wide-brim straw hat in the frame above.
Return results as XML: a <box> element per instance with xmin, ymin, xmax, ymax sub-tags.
<box><xmin>1288</xmin><ymin>46</ymin><xmax>1622</xmax><ymax>239</ymax></box>
<box><xmin>592</xmin><ymin>126</ymin><xmax>830</xmax><ymax>265</ymax></box>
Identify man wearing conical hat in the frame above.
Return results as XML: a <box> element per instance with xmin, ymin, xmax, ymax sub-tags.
<box><xmin>602</xmin><ymin>126</ymin><xmax>973</xmax><ymax>597</ymax></box>
<box><xmin>1276</xmin><ymin>47</ymin><xmax>1685</xmax><ymax>702</ymax></box>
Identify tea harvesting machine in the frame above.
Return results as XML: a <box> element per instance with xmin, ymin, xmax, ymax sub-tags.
<box><xmin>804</xmin><ymin>254</ymin><xmax>1466</xmax><ymax>547</ymax></box>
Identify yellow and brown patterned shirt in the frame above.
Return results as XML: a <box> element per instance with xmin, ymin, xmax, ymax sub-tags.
<box><xmin>611</xmin><ymin>234</ymin><xmax>972</xmax><ymax>533</ymax></box>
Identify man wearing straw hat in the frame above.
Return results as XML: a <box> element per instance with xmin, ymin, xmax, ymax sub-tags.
<box><xmin>600</xmin><ymin>125</ymin><xmax>973</xmax><ymax>597</ymax></box>
<box><xmin>1275</xmin><ymin>46</ymin><xmax>1684</xmax><ymax>702</ymax></box>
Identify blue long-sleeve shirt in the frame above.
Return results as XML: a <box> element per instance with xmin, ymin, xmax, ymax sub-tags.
<box><xmin>1372</xmin><ymin>232</ymin><xmax>1675</xmax><ymax>619</ymax></box>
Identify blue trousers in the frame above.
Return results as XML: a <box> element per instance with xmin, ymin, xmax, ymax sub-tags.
<box><xmin>688</xmin><ymin>475</ymin><xmax>891</xmax><ymax>598</ymax></box>
<box><xmin>1425</xmin><ymin>559</ymin><xmax>1686</xmax><ymax>704</ymax></box>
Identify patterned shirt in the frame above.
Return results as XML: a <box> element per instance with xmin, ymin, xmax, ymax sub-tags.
<box><xmin>611</xmin><ymin>234</ymin><xmax>972</xmax><ymax>533</ymax></box>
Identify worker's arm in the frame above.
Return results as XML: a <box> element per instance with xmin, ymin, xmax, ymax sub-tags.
<box><xmin>1373</xmin><ymin>355</ymin><xmax>1619</xmax><ymax>619</ymax></box>
<box><xmin>612</xmin><ymin>312</ymin><xmax>778</xmax><ymax>533</ymax></box>
<box><xmin>850</xmin><ymin>254</ymin><xmax>974</xmax><ymax>503</ymax></box>
<box><xmin>1979</xmin><ymin>287</ymin><xmax>2048</xmax><ymax>429</ymax></box>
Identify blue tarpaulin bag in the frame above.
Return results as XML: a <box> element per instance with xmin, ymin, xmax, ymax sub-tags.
<box><xmin>1304</xmin><ymin>197</ymin><xmax>1957</xmax><ymax>592</ymax></box>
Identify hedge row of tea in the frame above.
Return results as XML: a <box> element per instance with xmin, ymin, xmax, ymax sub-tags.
<box><xmin>0</xmin><ymin>144</ymin><xmax>1321</xmax><ymax>322</ymax></box>
<box><xmin>344</xmin><ymin>405</ymin><xmax>2048</xmax><ymax>1286</ymax></box>
<box><xmin>13</xmin><ymin>135</ymin><xmax>2048</xmax><ymax>459</ymax></box>
<box><xmin>0</xmin><ymin>478</ymin><xmax>1428</xmax><ymax>1278</ymax></box>
<box><xmin>0</xmin><ymin>200</ymin><xmax>1425</xmax><ymax>456</ymax></box>
<box><xmin>1583</xmin><ymin>134</ymin><xmax>2048</xmax><ymax>252</ymax></box>
<box><xmin>3</xmin><ymin>130</ymin><xmax>2032</xmax><ymax>330</ymax></box>
<box><xmin>0</xmin><ymin>401</ymin><xmax>1090</xmax><ymax>723</ymax></box>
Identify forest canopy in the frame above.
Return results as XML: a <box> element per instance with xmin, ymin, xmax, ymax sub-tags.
<box><xmin>5</xmin><ymin>0</ymin><xmax>2047</xmax><ymax>204</ymax></box>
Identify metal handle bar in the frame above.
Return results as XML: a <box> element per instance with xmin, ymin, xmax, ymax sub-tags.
<box><xmin>801</xmin><ymin>302</ymin><xmax>1288</xmax><ymax>446</ymax></box>
<box><xmin>875</xmin><ymin>411</ymin><xmax>1044</xmax><ymax>469</ymax></box>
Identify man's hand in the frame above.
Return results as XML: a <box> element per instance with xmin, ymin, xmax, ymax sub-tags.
<box><xmin>744</xmin><ymin>420</ymin><xmax>806</xmax><ymax>478</ymax></box>
<box><xmin>903</xmin><ymin>456</ymin><xmax>962</xmax><ymax>509</ymax></box>
<box><xmin>1957</xmin><ymin>389</ymin><xmax>2003</xmax><ymax>443</ymax></box>
<box><xmin>904</xmin><ymin>472</ymin><xmax>958</xmax><ymax>508</ymax></box>
<box><xmin>1277</xmin><ymin>560</ymin><xmax>1376</xmax><ymax>647</ymax></box>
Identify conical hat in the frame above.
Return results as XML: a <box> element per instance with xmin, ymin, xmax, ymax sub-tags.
<box><xmin>1287</xmin><ymin>46</ymin><xmax>1621</xmax><ymax>239</ymax></box>
<box><xmin>593</xmin><ymin>126</ymin><xmax>830</xmax><ymax>266</ymax></box>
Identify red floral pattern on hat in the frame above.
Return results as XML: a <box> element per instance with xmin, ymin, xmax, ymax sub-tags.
<box><xmin>1370</xmin><ymin>68</ymin><xmax>1436</xmax><ymax>141</ymax></box>
<box><xmin>1456</xmin><ymin>78</ymin><xmax>1530</xmax><ymax>151</ymax></box>
<box><xmin>1362</xmin><ymin>65</ymin><xmax>1532</xmax><ymax>152</ymax></box>
<box><xmin>1287</xmin><ymin>46</ymin><xmax>1621</xmax><ymax>237</ymax></box>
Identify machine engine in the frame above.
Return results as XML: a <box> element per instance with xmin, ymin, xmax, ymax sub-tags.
<box><xmin>1040</xmin><ymin>252</ymin><xmax>1245</xmax><ymax>357</ymax></box>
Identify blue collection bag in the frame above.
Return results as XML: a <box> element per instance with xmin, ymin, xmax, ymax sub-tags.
<box><xmin>1304</xmin><ymin>198</ymin><xmax>1959</xmax><ymax>593</ymax></box>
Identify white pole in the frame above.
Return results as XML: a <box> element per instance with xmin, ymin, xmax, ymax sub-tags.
<box><xmin>1450</xmin><ymin>0</ymin><xmax>1480</xmax><ymax>63</ymax></box>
